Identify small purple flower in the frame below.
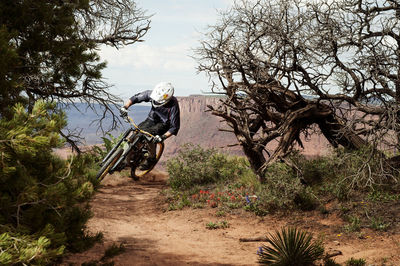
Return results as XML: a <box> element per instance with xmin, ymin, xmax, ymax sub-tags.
<box><xmin>256</xmin><ymin>246</ymin><xmax>263</xmax><ymax>255</ymax></box>
<box><xmin>245</xmin><ymin>195</ymin><xmax>251</xmax><ymax>204</ymax></box>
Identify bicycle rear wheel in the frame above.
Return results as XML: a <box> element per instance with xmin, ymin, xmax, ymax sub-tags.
<box><xmin>130</xmin><ymin>142</ymin><xmax>164</xmax><ymax>180</ymax></box>
<box><xmin>96</xmin><ymin>147</ymin><xmax>124</xmax><ymax>182</ymax></box>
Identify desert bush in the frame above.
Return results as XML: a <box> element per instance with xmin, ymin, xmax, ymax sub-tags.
<box><xmin>333</xmin><ymin>147</ymin><xmax>400</xmax><ymax>191</ymax></box>
<box><xmin>369</xmin><ymin>216</ymin><xmax>390</xmax><ymax>231</ymax></box>
<box><xmin>344</xmin><ymin>216</ymin><xmax>361</xmax><ymax>232</ymax></box>
<box><xmin>167</xmin><ymin>143</ymin><xmax>254</xmax><ymax>190</ymax></box>
<box><xmin>167</xmin><ymin>145</ymin><xmax>318</xmax><ymax>214</ymax></box>
<box><xmin>324</xmin><ymin>258</ymin><xmax>341</xmax><ymax>266</ymax></box>
<box><xmin>205</xmin><ymin>220</ymin><xmax>229</xmax><ymax>230</ymax></box>
<box><xmin>291</xmin><ymin>147</ymin><xmax>400</xmax><ymax>201</ymax></box>
<box><xmin>288</xmin><ymin>147</ymin><xmax>400</xmax><ymax>206</ymax></box>
<box><xmin>254</xmin><ymin>162</ymin><xmax>316</xmax><ymax>212</ymax></box>
<box><xmin>92</xmin><ymin>132</ymin><xmax>124</xmax><ymax>158</ymax></box>
<box><xmin>0</xmin><ymin>101</ymin><xmax>100</xmax><ymax>264</ymax></box>
<box><xmin>345</xmin><ymin>257</ymin><xmax>366</xmax><ymax>266</ymax></box>
<box><xmin>290</xmin><ymin>153</ymin><xmax>337</xmax><ymax>186</ymax></box>
<box><xmin>257</xmin><ymin>227</ymin><xmax>324</xmax><ymax>265</ymax></box>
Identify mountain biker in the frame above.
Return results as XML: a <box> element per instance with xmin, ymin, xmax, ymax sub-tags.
<box><xmin>119</xmin><ymin>82</ymin><xmax>180</xmax><ymax>172</ymax></box>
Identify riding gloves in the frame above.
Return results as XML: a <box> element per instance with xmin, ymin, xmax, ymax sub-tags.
<box><xmin>153</xmin><ymin>135</ymin><xmax>165</xmax><ymax>143</ymax></box>
<box><xmin>120</xmin><ymin>107</ymin><xmax>128</xmax><ymax>117</ymax></box>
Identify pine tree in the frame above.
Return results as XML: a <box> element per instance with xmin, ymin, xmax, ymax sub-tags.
<box><xmin>0</xmin><ymin>101</ymin><xmax>100</xmax><ymax>264</ymax></box>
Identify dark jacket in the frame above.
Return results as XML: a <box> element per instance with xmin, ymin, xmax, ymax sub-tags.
<box><xmin>130</xmin><ymin>90</ymin><xmax>180</xmax><ymax>135</ymax></box>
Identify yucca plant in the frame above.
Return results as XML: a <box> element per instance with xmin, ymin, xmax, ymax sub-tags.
<box><xmin>258</xmin><ymin>227</ymin><xmax>324</xmax><ymax>266</ymax></box>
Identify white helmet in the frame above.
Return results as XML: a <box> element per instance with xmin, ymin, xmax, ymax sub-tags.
<box><xmin>150</xmin><ymin>82</ymin><xmax>174</xmax><ymax>107</ymax></box>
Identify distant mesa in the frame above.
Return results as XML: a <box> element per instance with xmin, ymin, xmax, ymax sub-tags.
<box><xmin>63</xmin><ymin>95</ymin><xmax>330</xmax><ymax>159</ymax></box>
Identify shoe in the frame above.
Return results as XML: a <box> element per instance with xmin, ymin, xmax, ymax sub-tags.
<box><xmin>138</xmin><ymin>157</ymin><xmax>157</xmax><ymax>171</ymax></box>
<box><xmin>130</xmin><ymin>167</ymin><xmax>139</xmax><ymax>181</ymax></box>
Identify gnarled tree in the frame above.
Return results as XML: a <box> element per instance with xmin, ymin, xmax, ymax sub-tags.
<box><xmin>196</xmin><ymin>0</ymin><xmax>400</xmax><ymax>181</ymax></box>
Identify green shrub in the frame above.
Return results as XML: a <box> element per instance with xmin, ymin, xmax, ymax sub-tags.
<box><xmin>345</xmin><ymin>257</ymin><xmax>366</xmax><ymax>266</ymax></box>
<box><xmin>258</xmin><ymin>227</ymin><xmax>324</xmax><ymax>265</ymax></box>
<box><xmin>334</xmin><ymin>147</ymin><xmax>400</xmax><ymax>191</ymax></box>
<box><xmin>92</xmin><ymin>132</ymin><xmax>124</xmax><ymax>158</ymax></box>
<box><xmin>294</xmin><ymin>188</ymin><xmax>319</xmax><ymax>211</ymax></box>
<box><xmin>0</xmin><ymin>225</ymin><xmax>64</xmax><ymax>265</ymax></box>
<box><xmin>324</xmin><ymin>258</ymin><xmax>341</xmax><ymax>266</ymax></box>
<box><xmin>167</xmin><ymin>144</ymin><xmax>253</xmax><ymax>190</ymax></box>
<box><xmin>166</xmin><ymin>145</ymin><xmax>317</xmax><ymax>214</ymax></box>
<box><xmin>344</xmin><ymin>216</ymin><xmax>361</xmax><ymax>232</ymax></box>
<box><xmin>205</xmin><ymin>221</ymin><xmax>229</xmax><ymax>230</ymax></box>
<box><xmin>255</xmin><ymin>162</ymin><xmax>309</xmax><ymax>212</ymax></box>
<box><xmin>290</xmin><ymin>153</ymin><xmax>336</xmax><ymax>186</ymax></box>
<box><xmin>0</xmin><ymin>101</ymin><xmax>100</xmax><ymax>264</ymax></box>
<box><xmin>293</xmin><ymin>147</ymin><xmax>400</xmax><ymax>202</ymax></box>
<box><xmin>370</xmin><ymin>216</ymin><xmax>390</xmax><ymax>231</ymax></box>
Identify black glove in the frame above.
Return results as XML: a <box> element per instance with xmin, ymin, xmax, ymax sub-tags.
<box><xmin>153</xmin><ymin>135</ymin><xmax>165</xmax><ymax>143</ymax></box>
<box><xmin>119</xmin><ymin>106</ymin><xmax>128</xmax><ymax>118</ymax></box>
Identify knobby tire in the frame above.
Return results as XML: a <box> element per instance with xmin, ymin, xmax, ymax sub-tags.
<box><xmin>96</xmin><ymin>148</ymin><xmax>124</xmax><ymax>182</ymax></box>
<box><xmin>131</xmin><ymin>142</ymin><xmax>164</xmax><ymax>180</ymax></box>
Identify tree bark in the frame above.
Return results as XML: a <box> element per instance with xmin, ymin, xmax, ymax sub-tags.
<box><xmin>318</xmin><ymin>114</ymin><xmax>366</xmax><ymax>150</ymax></box>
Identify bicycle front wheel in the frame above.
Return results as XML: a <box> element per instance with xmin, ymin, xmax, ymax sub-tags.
<box><xmin>131</xmin><ymin>142</ymin><xmax>164</xmax><ymax>180</ymax></box>
<box><xmin>96</xmin><ymin>147</ymin><xmax>124</xmax><ymax>182</ymax></box>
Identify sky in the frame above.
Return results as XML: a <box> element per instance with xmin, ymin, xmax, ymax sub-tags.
<box><xmin>99</xmin><ymin>0</ymin><xmax>234</xmax><ymax>100</ymax></box>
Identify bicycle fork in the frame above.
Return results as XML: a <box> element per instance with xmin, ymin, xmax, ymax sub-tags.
<box><xmin>109</xmin><ymin>134</ymin><xmax>142</xmax><ymax>173</ymax></box>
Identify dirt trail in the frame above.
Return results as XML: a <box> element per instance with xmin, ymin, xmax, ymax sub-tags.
<box><xmin>62</xmin><ymin>169</ymin><xmax>400</xmax><ymax>266</ymax></box>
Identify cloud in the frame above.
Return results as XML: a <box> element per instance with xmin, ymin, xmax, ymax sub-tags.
<box><xmin>98</xmin><ymin>0</ymin><xmax>234</xmax><ymax>96</ymax></box>
<box><xmin>99</xmin><ymin>43</ymin><xmax>196</xmax><ymax>72</ymax></box>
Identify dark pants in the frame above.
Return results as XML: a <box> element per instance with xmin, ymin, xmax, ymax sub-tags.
<box><xmin>138</xmin><ymin>118</ymin><xmax>169</xmax><ymax>136</ymax></box>
<box><xmin>138</xmin><ymin>118</ymin><xmax>169</xmax><ymax>159</ymax></box>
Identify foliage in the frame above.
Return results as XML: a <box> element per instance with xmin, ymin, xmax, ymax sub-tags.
<box><xmin>166</xmin><ymin>144</ymin><xmax>400</xmax><ymax>234</ymax></box>
<box><xmin>258</xmin><ymin>162</ymin><xmax>316</xmax><ymax>212</ymax></box>
<box><xmin>324</xmin><ymin>258</ymin><xmax>341</xmax><ymax>266</ymax></box>
<box><xmin>0</xmin><ymin>0</ymin><xmax>150</xmax><ymax>120</ymax></box>
<box><xmin>92</xmin><ymin>132</ymin><xmax>124</xmax><ymax>158</ymax></box>
<box><xmin>167</xmin><ymin>144</ymin><xmax>253</xmax><ymax>190</ymax></box>
<box><xmin>291</xmin><ymin>147</ymin><xmax>400</xmax><ymax>203</ymax></box>
<box><xmin>0</xmin><ymin>25</ymin><xmax>20</xmax><ymax>118</ymax></box>
<box><xmin>333</xmin><ymin>147</ymin><xmax>400</xmax><ymax>191</ymax></box>
<box><xmin>166</xmin><ymin>145</ymin><xmax>318</xmax><ymax>215</ymax></box>
<box><xmin>205</xmin><ymin>221</ymin><xmax>230</xmax><ymax>230</ymax></box>
<box><xmin>0</xmin><ymin>101</ymin><xmax>100</xmax><ymax>264</ymax></box>
<box><xmin>101</xmin><ymin>243</ymin><xmax>126</xmax><ymax>262</ymax></box>
<box><xmin>369</xmin><ymin>217</ymin><xmax>390</xmax><ymax>231</ymax></box>
<box><xmin>345</xmin><ymin>258</ymin><xmax>366</xmax><ymax>266</ymax></box>
<box><xmin>290</xmin><ymin>152</ymin><xmax>337</xmax><ymax>186</ymax></box>
<box><xmin>344</xmin><ymin>216</ymin><xmax>361</xmax><ymax>233</ymax></box>
<box><xmin>0</xmin><ymin>225</ymin><xmax>64</xmax><ymax>265</ymax></box>
<box><xmin>257</xmin><ymin>227</ymin><xmax>324</xmax><ymax>266</ymax></box>
<box><xmin>196</xmin><ymin>0</ymin><xmax>400</xmax><ymax>181</ymax></box>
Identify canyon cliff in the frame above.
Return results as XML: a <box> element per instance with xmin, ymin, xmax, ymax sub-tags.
<box><xmin>163</xmin><ymin>95</ymin><xmax>243</xmax><ymax>159</ymax></box>
<box><xmin>162</xmin><ymin>95</ymin><xmax>331</xmax><ymax>161</ymax></box>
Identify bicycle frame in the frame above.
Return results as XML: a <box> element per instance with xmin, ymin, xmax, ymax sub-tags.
<box><xmin>96</xmin><ymin>115</ymin><xmax>165</xmax><ymax>181</ymax></box>
<box><xmin>104</xmin><ymin>116</ymin><xmax>163</xmax><ymax>174</ymax></box>
<box><xmin>101</xmin><ymin>116</ymin><xmax>155</xmax><ymax>164</ymax></box>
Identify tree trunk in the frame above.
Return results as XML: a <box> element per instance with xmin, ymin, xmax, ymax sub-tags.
<box><xmin>318</xmin><ymin>114</ymin><xmax>366</xmax><ymax>150</ymax></box>
<box><xmin>240</xmin><ymin>142</ymin><xmax>267</xmax><ymax>182</ymax></box>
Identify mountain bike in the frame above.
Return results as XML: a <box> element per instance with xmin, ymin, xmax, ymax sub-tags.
<box><xmin>96</xmin><ymin>116</ymin><xmax>164</xmax><ymax>182</ymax></box>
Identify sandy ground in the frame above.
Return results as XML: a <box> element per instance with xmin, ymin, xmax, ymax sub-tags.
<box><xmin>61</xmin><ymin>169</ymin><xmax>400</xmax><ymax>266</ymax></box>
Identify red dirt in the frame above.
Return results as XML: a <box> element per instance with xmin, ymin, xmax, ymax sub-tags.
<box><xmin>61</xmin><ymin>169</ymin><xmax>400</xmax><ymax>266</ymax></box>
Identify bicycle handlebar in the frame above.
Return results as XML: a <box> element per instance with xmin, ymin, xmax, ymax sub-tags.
<box><xmin>126</xmin><ymin>115</ymin><xmax>155</xmax><ymax>139</ymax></box>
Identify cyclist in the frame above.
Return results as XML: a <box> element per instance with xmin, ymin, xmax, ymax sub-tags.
<box><xmin>119</xmin><ymin>82</ymin><xmax>180</xmax><ymax>171</ymax></box>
